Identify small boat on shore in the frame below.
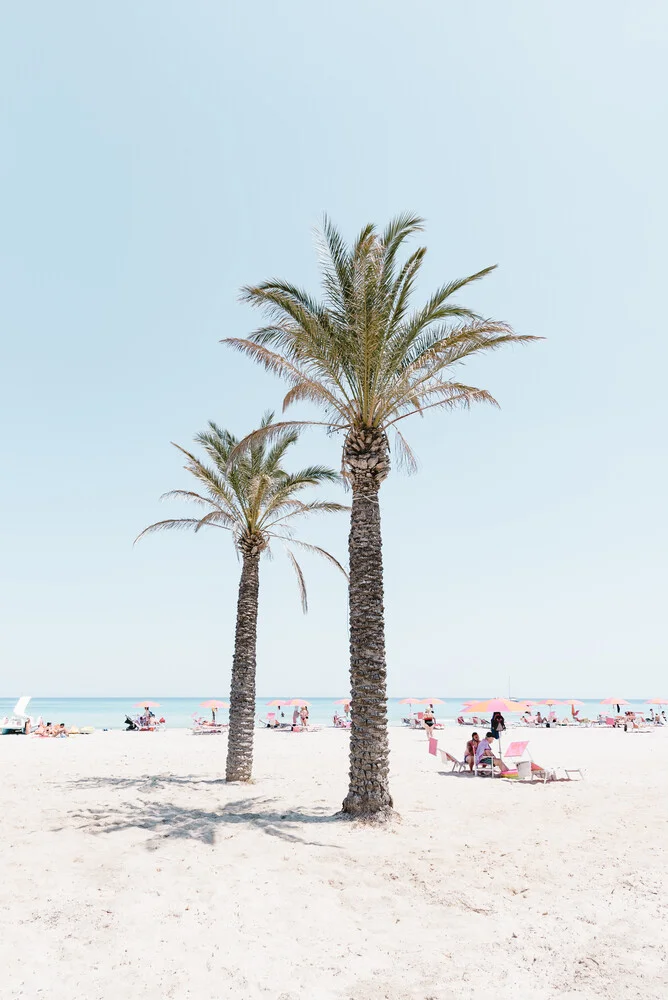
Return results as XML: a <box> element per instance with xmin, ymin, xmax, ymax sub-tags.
<box><xmin>1</xmin><ymin>696</ymin><xmax>33</xmax><ymax>734</ymax></box>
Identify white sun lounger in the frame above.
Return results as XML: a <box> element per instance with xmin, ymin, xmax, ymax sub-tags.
<box><xmin>438</xmin><ymin>749</ymin><xmax>467</xmax><ymax>773</ymax></box>
<box><xmin>1</xmin><ymin>695</ymin><xmax>32</xmax><ymax>733</ymax></box>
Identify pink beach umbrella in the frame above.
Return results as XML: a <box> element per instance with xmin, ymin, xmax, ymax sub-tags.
<box><xmin>463</xmin><ymin>699</ymin><xmax>529</xmax><ymax>759</ymax></box>
<box><xmin>420</xmin><ymin>698</ymin><xmax>445</xmax><ymax>705</ymax></box>
<box><xmin>601</xmin><ymin>697</ymin><xmax>628</xmax><ymax>714</ymax></box>
<box><xmin>266</xmin><ymin>699</ymin><xmax>288</xmax><ymax>707</ymax></box>
<box><xmin>200</xmin><ymin>699</ymin><xmax>229</xmax><ymax>721</ymax></box>
<box><xmin>465</xmin><ymin>698</ymin><xmax>528</xmax><ymax>714</ymax></box>
<box><xmin>647</xmin><ymin>698</ymin><xmax>668</xmax><ymax>705</ymax></box>
<box><xmin>399</xmin><ymin>697</ymin><xmax>421</xmax><ymax>705</ymax></box>
<box><xmin>134</xmin><ymin>701</ymin><xmax>160</xmax><ymax>708</ymax></box>
<box><xmin>334</xmin><ymin>699</ymin><xmax>351</xmax><ymax>705</ymax></box>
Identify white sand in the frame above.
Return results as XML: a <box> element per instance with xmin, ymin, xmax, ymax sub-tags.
<box><xmin>1</xmin><ymin>724</ymin><xmax>667</xmax><ymax>1000</ymax></box>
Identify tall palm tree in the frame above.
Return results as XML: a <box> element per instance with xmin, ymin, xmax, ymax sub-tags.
<box><xmin>224</xmin><ymin>215</ymin><xmax>539</xmax><ymax>817</ymax></box>
<box><xmin>135</xmin><ymin>414</ymin><xmax>347</xmax><ymax>782</ymax></box>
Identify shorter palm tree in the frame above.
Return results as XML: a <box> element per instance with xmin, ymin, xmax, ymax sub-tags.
<box><xmin>135</xmin><ymin>414</ymin><xmax>347</xmax><ymax>781</ymax></box>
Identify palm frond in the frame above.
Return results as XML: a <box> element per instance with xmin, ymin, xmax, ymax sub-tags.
<box><xmin>231</xmin><ymin>215</ymin><xmax>539</xmax><ymax>456</ymax></box>
<box><xmin>134</xmin><ymin>518</ymin><xmax>227</xmax><ymax>545</ymax></box>
<box><xmin>392</xmin><ymin>427</ymin><xmax>419</xmax><ymax>474</ymax></box>
<box><xmin>138</xmin><ymin>417</ymin><xmax>347</xmax><ymax>610</ymax></box>
<box><xmin>271</xmin><ymin>536</ymin><xmax>348</xmax><ymax>579</ymax></box>
<box><xmin>285</xmin><ymin>548</ymin><xmax>308</xmax><ymax>613</ymax></box>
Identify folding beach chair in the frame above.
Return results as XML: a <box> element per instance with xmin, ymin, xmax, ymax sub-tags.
<box><xmin>438</xmin><ymin>749</ymin><xmax>467</xmax><ymax>773</ymax></box>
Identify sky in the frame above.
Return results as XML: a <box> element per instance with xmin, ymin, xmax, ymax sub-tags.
<box><xmin>1</xmin><ymin>1</ymin><xmax>666</xmax><ymax>698</ymax></box>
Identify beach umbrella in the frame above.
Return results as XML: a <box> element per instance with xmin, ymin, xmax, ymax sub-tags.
<box><xmin>334</xmin><ymin>699</ymin><xmax>351</xmax><ymax>705</ymax></box>
<box><xmin>420</xmin><ymin>698</ymin><xmax>445</xmax><ymax>705</ymax></box>
<box><xmin>648</xmin><ymin>698</ymin><xmax>668</xmax><ymax>705</ymax></box>
<box><xmin>601</xmin><ymin>697</ymin><xmax>628</xmax><ymax>714</ymax></box>
<box><xmin>286</xmin><ymin>699</ymin><xmax>310</xmax><ymax>706</ymax></box>
<box><xmin>399</xmin><ymin>697</ymin><xmax>421</xmax><ymax>704</ymax></box>
<box><xmin>566</xmin><ymin>700</ymin><xmax>585</xmax><ymax>705</ymax></box>
<box><xmin>463</xmin><ymin>698</ymin><xmax>528</xmax><ymax>761</ymax></box>
<box><xmin>266</xmin><ymin>699</ymin><xmax>288</xmax><ymax>707</ymax></box>
<box><xmin>134</xmin><ymin>701</ymin><xmax>160</xmax><ymax>707</ymax></box>
<box><xmin>200</xmin><ymin>699</ymin><xmax>229</xmax><ymax>721</ymax></box>
<box><xmin>465</xmin><ymin>698</ymin><xmax>528</xmax><ymax>714</ymax></box>
<box><xmin>539</xmin><ymin>699</ymin><xmax>566</xmax><ymax>706</ymax></box>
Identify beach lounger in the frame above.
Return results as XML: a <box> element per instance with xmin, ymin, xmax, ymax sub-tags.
<box><xmin>504</xmin><ymin>740</ymin><xmax>584</xmax><ymax>782</ymax></box>
<box><xmin>438</xmin><ymin>749</ymin><xmax>467</xmax><ymax>773</ymax></box>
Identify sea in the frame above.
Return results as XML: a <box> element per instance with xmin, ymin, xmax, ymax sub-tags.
<box><xmin>0</xmin><ymin>696</ymin><xmax>654</xmax><ymax>730</ymax></box>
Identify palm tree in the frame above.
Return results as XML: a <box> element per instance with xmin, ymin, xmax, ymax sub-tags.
<box><xmin>135</xmin><ymin>414</ymin><xmax>347</xmax><ymax>782</ymax></box>
<box><xmin>224</xmin><ymin>215</ymin><xmax>539</xmax><ymax>817</ymax></box>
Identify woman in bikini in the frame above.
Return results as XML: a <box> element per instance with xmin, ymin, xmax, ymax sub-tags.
<box><xmin>422</xmin><ymin>706</ymin><xmax>436</xmax><ymax>734</ymax></box>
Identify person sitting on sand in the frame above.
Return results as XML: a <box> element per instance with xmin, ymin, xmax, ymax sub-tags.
<box><xmin>54</xmin><ymin>722</ymin><xmax>68</xmax><ymax>737</ymax></box>
<box><xmin>475</xmin><ymin>732</ymin><xmax>510</xmax><ymax>772</ymax></box>
<box><xmin>535</xmin><ymin>711</ymin><xmax>544</xmax><ymax>726</ymax></box>
<box><xmin>465</xmin><ymin>732</ymin><xmax>480</xmax><ymax>771</ymax></box>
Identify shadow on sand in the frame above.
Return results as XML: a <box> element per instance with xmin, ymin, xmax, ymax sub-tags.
<box><xmin>60</xmin><ymin>778</ymin><xmax>343</xmax><ymax>848</ymax></box>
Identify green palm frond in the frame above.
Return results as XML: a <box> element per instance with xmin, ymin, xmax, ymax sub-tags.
<box><xmin>226</xmin><ymin>214</ymin><xmax>541</xmax><ymax>453</ymax></box>
<box><xmin>133</xmin><ymin>517</ymin><xmax>229</xmax><ymax>544</ymax></box>
<box><xmin>137</xmin><ymin>417</ymin><xmax>347</xmax><ymax>610</ymax></box>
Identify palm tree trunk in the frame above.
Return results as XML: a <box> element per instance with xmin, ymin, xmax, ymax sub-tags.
<box><xmin>226</xmin><ymin>550</ymin><xmax>260</xmax><ymax>782</ymax></box>
<box><xmin>341</xmin><ymin>476</ymin><xmax>393</xmax><ymax>818</ymax></box>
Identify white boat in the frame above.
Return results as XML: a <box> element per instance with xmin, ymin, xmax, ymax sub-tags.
<box><xmin>1</xmin><ymin>695</ymin><xmax>32</xmax><ymax>734</ymax></box>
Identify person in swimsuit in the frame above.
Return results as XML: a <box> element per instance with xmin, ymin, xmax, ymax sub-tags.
<box><xmin>465</xmin><ymin>732</ymin><xmax>479</xmax><ymax>771</ymax></box>
<box><xmin>422</xmin><ymin>707</ymin><xmax>436</xmax><ymax>733</ymax></box>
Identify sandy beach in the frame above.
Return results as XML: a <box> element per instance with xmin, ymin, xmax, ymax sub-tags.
<box><xmin>1</xmin><ymin>724</ymin><xmax>667</xmax><ymax>1000</ymax></box>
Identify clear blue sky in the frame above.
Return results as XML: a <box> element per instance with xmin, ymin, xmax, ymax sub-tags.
<box><xmin>1</xmin><ymin>2</ymin><xmax>666</xmax><ymax>698</ymax></box>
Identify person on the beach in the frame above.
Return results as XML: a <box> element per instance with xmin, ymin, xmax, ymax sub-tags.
<box><xmin>292</xmin><ymin>708</ymin><xmax>300</xmax><ymax>727</ymax></box>
<box><xmin>490</xmin><ymin>712</ymin><xmax>505</xmax><ymax>740</ymax></box>
<box><xmin>300</xmin><ymin>705</ymin><xmax>309</xmax><ymax>727</ymax></box>
<box><xmin>475</xmin><ymin>732</ymin><xmax>509</xmax><ymax>772</ymax></box>
<box><xmin>423</xmin><ymin>706</ymin><xmax>436</xmax><ymax>733</ymax></box>
<box><xmin>465</xmin><ymin>732</ymin><xmax>479</xmax><ymax>771</ymax></box>
<box><xmin>344</xmin><ymin>701</ymin><xmax>350</xmax><ymax>719</ymax></box>
<box><xmin>535</xmin><ymin>711</ymin><xmax>544</xmax><ymax>726</ymax></box>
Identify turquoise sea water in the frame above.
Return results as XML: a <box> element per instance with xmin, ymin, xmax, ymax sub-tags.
<box><xmin>0</xmin><ymin>696</ymin><xmax>656</xmax><ymax>730</ymax></box>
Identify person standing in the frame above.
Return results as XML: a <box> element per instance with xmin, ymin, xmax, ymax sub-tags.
<box><xmin>490</xmin><ymin>711</ymin><xmax>506</xmax><ymax>740</ymax></box>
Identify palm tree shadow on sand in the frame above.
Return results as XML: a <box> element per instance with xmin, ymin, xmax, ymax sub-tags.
<box><xmin>60</xmin><ymin>779</ymin><xmax>343</xmax><ymax>848</ymax></box>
